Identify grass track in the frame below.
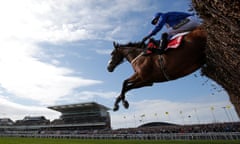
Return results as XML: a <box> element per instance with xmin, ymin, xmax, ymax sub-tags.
<box><xmin>0</xmin><ymin>137</ymin><xmax>239</xmax><ymax>144</ymax></box>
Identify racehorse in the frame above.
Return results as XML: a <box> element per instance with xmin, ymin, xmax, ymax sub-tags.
<box><xmin>107</xmin><ymin>27</ymin><xmax>207</xmax><ymax>111</ymax></box>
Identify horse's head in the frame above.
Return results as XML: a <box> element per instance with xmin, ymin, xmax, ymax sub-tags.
<box><xmin>107</xmin><ymin>42</ymin><xmax>125</xmax><ymax>72</ymax></box>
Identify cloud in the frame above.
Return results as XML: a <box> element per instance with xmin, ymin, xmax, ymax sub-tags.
<box><xmin>23</xmin><ymin>0</ymin><xmax>151</xmax><ymax>42</ymax></box>
<box><xmin>95</xmin><ymin>49</ymin><xmax>112</xmax><ymax>55</ymax></box>
<box><xmin>0</xmin><ymin>0</ymin><xmax>106</xmax><ymax>105</ymax></box>
<box><xmin>58</xmin><ymin>91</ymin><xmax>118</xmax><ymax>104</ymax></box>
<box><xmin>0</xmin><ymin>0</ymin><xmax>152</xmax><ymax>44</ymax></box>
<box><xmin>76</xmin><ymin>91</ymin><xmax>117</xmax><ymax>99</ymax></box>
<box><xmin>0</xmin><ymin>40</ymin><xmax>102</xmax><ymax>105</ymax></box>
<box><xmin>0</xmin><ymin>96</ymin><xmax>60</xmax><ymax>121</ymax></box>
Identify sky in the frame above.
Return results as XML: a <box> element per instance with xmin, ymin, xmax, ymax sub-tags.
<box><xmin>0</xmin><ymin>0</ymin><xmax>238</xmax><ymax>129</ymax></box>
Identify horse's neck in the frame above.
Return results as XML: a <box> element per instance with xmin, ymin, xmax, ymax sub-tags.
<box><xmin>122</xmin><ymin>47</ymin><xmax>143</xmax><ymax>63</ymax></box>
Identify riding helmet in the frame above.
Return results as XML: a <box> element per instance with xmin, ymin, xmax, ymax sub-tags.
<box><xmin>151</xmin><ymin>12</ymin><xmax>162</xmax><ymax>25</ymax></box>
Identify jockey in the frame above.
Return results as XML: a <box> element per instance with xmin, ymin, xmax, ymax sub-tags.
<box><xmin>142</xmin><ymin>11</ymin><xmax>201</xmax><ymax>55</ymax></box>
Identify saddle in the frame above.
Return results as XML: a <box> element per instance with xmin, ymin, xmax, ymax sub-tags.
<box><xmin>146</xmin><ymin>32</ymin><xmax>190</xmax><ymax>54</ymax></box>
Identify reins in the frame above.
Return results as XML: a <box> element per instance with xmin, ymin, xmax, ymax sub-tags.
<box><xmin>130</xmin><ymin>52</ymin><xmax>144</xmax><ymax>64</ymax></box>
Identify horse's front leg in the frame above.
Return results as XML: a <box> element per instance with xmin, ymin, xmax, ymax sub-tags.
<box><xmin>113</xmin><ymin>96</ymin><xmax>121</xmax><ymax>111</ymax></box>
<box><xmin>113</xmin><ymin>73</ymin><xmax>153</xmax><ymax>111</ymax></box>
<box><xmin>113</xmin><ymin>79</ymin><xmax>129</xmax><ymax>111</ymax></box>
<box><xmin>122</xmin><ymin>81</ymin><xmax>153</xmax><ymax>108</ymax></box>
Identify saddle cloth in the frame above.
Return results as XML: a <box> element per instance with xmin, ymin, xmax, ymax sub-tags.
<box><xmin>166</xmin><ymin>32</ymin><xmax>189</xmax><ymax>49</ymax></box>
<box><xmin>146</xmin><ymin>31</ymin><xmax>190</xmax><ymax>54</ymax></box>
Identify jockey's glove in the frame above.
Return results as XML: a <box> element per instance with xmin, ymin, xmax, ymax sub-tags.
<box><xmin>142</xmin><ymin>35</ymin><xmax>151</xmax><ymax>43</ymax></box>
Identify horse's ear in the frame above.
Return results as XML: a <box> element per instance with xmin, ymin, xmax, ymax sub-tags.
<box><xmin>113</xmin><ymin>41</ymin><xmax>118</xmax><ymax>49</ymax></box>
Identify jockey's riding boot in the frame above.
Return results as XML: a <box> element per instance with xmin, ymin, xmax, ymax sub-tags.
<box><xmin>157</xmin><ymin>33</ymin><xmax>168</xmax><ymax>54</ymax></box>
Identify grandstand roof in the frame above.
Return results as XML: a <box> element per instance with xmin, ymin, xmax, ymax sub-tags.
<box><xmin>48</xmin><ymin>102</ymin><xmax>110</xmax><ymax>113</ymax></box>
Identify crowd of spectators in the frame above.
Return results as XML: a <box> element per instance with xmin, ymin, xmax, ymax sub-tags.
<box><xmin>0</xmin><ymin>117</ymin><xmax>239</xmax><ymax>135</ymax></box>
<box><xmin>109</xmin><ymin>122</ymin><xmax>240</xmax><ymax>135</ymax></box>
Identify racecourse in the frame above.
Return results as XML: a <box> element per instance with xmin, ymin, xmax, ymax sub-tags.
<box><xmin>0</xmin><ymin>137</ymin><xmax>239</xmax><ymax>144</ymax></box>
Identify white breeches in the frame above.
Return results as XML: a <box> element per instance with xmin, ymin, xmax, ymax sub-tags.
<box><xmin>167</xmin><ymin>15</ymin><xmax>201</xmax><ymax>36</ymax></box>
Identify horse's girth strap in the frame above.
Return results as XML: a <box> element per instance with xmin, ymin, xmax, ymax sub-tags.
<box><xmin>159</xmin><ymin>55</ymin><xmax>171</xmax><ymax>81</ymax></box>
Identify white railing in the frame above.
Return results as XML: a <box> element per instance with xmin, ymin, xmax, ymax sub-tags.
<box><xmin>0</xmin><ymin>132</ymin><xmax>240</xmax><ymax>140</ymax></box>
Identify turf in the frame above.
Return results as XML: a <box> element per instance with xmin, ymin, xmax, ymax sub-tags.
<box><xmin>0</xmin><ymin>137</ymin><xmax>239</xmax><ymax>144</ymax></box>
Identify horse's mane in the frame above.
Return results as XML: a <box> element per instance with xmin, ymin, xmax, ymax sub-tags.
<box><xmin>113</xmin><ymin>41</ymin><xmax>145</xmax><ymax>65</ymax></box>
<box><xmin>119</xmin><ymin>41</ymin><xmax>146</xmax><ymax>49</ymax></box>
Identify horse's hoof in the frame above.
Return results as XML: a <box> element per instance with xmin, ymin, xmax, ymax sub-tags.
<box><xmin>113</xmin><ymin>105</ymin><xmax>119</xmax><ymax>111</ymax></box>
<box><xmin>122</xmin><ymin>100</ymin><xmax>129</xmax><ymax>109</ymax></box>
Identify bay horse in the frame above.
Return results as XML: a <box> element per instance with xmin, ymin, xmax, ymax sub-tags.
<box><xmin>107</xmin><ymin>27</ymin><xmax>207</xmax><ymax>111</ymax></box>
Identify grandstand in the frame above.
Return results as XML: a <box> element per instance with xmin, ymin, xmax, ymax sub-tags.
<box><xmin>0</xmin><ymin>118</ymin><xmax>14</xmax><ymax>126</ymax></box>
<box><xmin>15</xmin><ymin>116</ymin><xmax>50</xmax><ymax>126</ymax></box>
<box><xmin>48</xmin><ymin>102</ymin><xmax>111</xmax><ymax>130</ymax></box>
<box><xmin>0</xmin><ymin>102</ymin><xmax>111</xmax><ymax>132</ymax></box>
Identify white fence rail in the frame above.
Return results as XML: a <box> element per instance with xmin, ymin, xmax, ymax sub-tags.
<box><xmin>1</xmin><ymin>132</ymin><xmax>240</xmax><ymax>140</ymax></box>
